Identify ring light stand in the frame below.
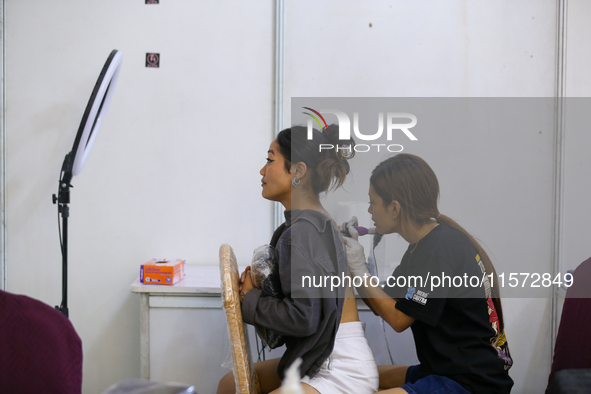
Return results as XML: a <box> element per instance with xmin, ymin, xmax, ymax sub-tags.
<box><xmin>52</xmin><ymin>50</ymin><xmax>123</xmax><ymax>317</ymax></box>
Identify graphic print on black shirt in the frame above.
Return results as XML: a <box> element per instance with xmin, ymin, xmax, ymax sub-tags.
<box><xmin>384</xmin><ymin>222</ymin><xmax>513</xmax><ymax>394</ymax></box>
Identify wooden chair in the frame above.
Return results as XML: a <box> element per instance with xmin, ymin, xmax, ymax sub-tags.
<box><xmin>219</xmin><ymin>244</ymin><xmax>261</xmax><ymax>394</ymax></box>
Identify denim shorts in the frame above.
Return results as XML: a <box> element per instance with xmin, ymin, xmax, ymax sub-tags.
<box><xmin>401</xmin><ymin>365</ymin><xmax>471</xmax><ymax>394</ymax></box>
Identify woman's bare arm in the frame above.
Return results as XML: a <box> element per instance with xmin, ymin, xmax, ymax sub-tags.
<box><xmin>356</xmin><ymin>285</ymin><xmax>415</xmax><ymax>333</ymax></box>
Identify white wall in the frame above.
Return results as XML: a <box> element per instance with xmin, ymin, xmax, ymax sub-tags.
<box><xmin>4</xmin><ymin>1</ymin><xmax>590</xmax><ymax>394</ymax></box>
<box><xmin>6</xmin><ymin>1</ymin><xmax>274</xmax><ymax>392</ymax></box>
<box><xmin>284</xmin><ymin>2</ymin><xmax>558</xmax><ymax>393</ymax></box>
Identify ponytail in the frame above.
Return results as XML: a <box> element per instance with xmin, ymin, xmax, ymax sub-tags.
<box><xmin>435</xmin><ymin>214</ymin><xmax>505</xmax><ymax>333</ymax></box>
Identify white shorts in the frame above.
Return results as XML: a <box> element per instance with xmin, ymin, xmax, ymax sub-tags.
<box><xmin>300</xmin><ymin>321</ymin><xmax>379</xmax><ymax>393</ymax></box>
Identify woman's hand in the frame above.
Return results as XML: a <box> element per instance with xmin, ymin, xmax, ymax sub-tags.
<box><xmin>341</xmin><ymin>216</ymin><xmax>370</xmax><ymax>278</ymax></box>
<box><xmin>343</xmin><ymin>237</ymin><xmax>370</xmax><ymax>278</ymax></box>
<box><xmin>239</xmin><ymin>266</ymin><xmax>254</xmax><ymax>303</ymax></box>
<box><xmin>340</xmin><ymin>216</ymin><xmax>360</xmax><ymax>240</ymax></box>
<box><xmin>341</xmin><ymin>218</ymin><xmax>415</xmax><ymax>332</ymax></box>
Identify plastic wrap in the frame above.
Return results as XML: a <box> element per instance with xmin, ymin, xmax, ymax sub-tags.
<box><xmin>250</xmin><ymin>245</ymin><xmax>281</xmax><ymax>297</ymax></box>
<box><xmin>249</xmin><ymin>245</ymin><xmax>285</xmax><ymax>349</ymax></box>
<box><xmin>219</xmin><ymin>244</ymin><xmax>261</xmax><ymax>394</ymax></box>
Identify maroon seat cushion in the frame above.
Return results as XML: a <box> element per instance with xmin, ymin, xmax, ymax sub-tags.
<box><xmin>0</xmin><ymin>290</ymin><xmax>83</xmax><ymax>394</ymax></box>
<box><xmin>547</xmin><ymin>257</ymin><xmax>591</xmax><ymax>391</ymax></box>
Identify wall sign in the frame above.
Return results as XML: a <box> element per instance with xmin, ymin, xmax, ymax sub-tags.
<box><xmin>146</xmin><ymin>53</ymin><xmax>160</xmax><ymax>68</ymax></box>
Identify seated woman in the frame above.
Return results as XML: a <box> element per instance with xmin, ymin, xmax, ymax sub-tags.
<box><xmin>217</xmin><ymin>125</ymin><xmax>379</xmax><ymax>394</ymax></box>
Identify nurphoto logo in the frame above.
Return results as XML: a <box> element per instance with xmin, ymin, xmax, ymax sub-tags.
<box><xmin>302</xmin><ymin>107</ymin><xmax>418</xmax><ymax>153</ymax></box>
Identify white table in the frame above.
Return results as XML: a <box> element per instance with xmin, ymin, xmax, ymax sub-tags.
<box><xmin>130</xmin><ymin>265</ymin><xmax>417</xmax><ymax>393</ymax></box>
<box><xmin>130</xmin><ymin>265</ymin><xmax>285</xmax><ymax>393</ymax></box>
<box><xmin>130</xmin><ymin>265</ymin><xmax>225</xmax><ymax>380</ymax></box>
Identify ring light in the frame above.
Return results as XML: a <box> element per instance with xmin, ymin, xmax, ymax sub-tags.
<box><xmin>52</xmin><ymin>50</ymin><xmax>123</xmax><ymax>318</ymax></box>
<box><xmin>70</xmin><ymin>50</ymin><xmax>123</xmax><ymax>176</ymax></box>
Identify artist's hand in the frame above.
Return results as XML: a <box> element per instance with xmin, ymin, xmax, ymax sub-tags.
<box><xmin>343</xmin><ymin>234</ymin><xmax>370</xmax><ymax>279</ymax></box>
<box><xmin>239</xmin><ymin>266</ymin><xmax>253</xmax><ymax>303</ymax></box>
<box><xmin>340</xmin><ymin>216</ymin><xmax>360</xmax><ymax>240</ymax></box>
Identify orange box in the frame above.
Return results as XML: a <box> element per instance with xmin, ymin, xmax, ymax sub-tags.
<box><xmin>140</xmin><ymin>259</ymin><xmax>186</xmax><ymax>285</ymax></box>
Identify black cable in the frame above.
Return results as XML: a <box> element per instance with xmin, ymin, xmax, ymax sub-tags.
<box><xmin>372</xmin><ymin>233</ymin><xmax>395</xmax><ymax>365</ymax></box>
<box><xmin>57</xmin><ymin>206</ymin><xmax>64</xmax><ymax>257</ymax></box>
<box><xmin>56</xmin><ymin>171</ymin><xmax>64</xmax><ymax>258</ymax></box>
<box><xmin>381</xmin><ymin>314</ymin><xmax>395</xmax><ymax>365</ymax></box>
<box><xmin>254</xmin><ymin>331</ymin><xmax>266</xmax><ymax>362</ymax></box>
<box><xmin>254</xmin><ymin>331</ymin><xmax>260</xmax><ymax>361</ymax></box>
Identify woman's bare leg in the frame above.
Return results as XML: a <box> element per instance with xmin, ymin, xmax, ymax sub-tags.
<box><xmin>268</xmin><ymin>382</ymin><xmax>320</xmax><ymax>394</ymax></box>
<box><xmin>217</xmin><ymin>357</ymin><xmax>283</xmax><ymax>394</ymax></box>
<box><xmin>378</xmin><ymin>365</ymin><xmax>408</xmax><ymax>390</ymax></box>
<box><xmin>375</xmin><ymin>389</ymin><xmax>408</xmax><ymax>393</ymax></box>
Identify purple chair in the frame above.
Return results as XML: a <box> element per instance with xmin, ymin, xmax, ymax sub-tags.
<box><xmin>546</xmin><ymin>257</ymin><xmax>591</xmax><ymax>393</ymax></box>
<box><xmin>0</xmin><ymin>290</ymin><xmax>83</xmax><ymax>394</ymax></box>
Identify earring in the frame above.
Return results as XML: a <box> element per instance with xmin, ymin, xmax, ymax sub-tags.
<box><xmin>292</xmin><ymin>177</ymin><xmax>301</xmax><ymax>188</ymax></box>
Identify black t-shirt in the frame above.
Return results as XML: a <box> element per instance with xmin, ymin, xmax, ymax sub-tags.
<box><xmin>384</xmin><ymin>222</ymin><xmax>514</xmax><ymax>394</ymax></box>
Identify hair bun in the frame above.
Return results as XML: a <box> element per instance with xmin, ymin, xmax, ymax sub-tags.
<box><xmin>322</xmin><ymin>124</ymin><xmax>355</xmax><ymax>161</ymax></box>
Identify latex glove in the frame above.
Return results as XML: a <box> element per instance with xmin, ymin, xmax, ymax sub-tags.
<box><xmin>342</xmin><ymin>217</ymin><xmax>370</xmax><ymax>279</ymax></box>
<box><xmin>340</xmin><ymin>216</ymin><xmax>360</xmax><ymax>240</ymax></box>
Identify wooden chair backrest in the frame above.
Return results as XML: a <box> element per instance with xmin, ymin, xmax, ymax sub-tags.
<box><xmin>219</xmin><ymin>244</ymin><xmax>260</xmax><ymax>394</ymax></box>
